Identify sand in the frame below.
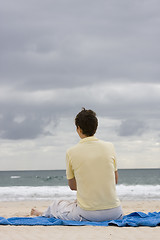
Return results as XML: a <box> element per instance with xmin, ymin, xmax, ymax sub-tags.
<box><xmin>0</xmin><ymin>200</ymin><xmax>159</xmax><ymax>240</ymax></box>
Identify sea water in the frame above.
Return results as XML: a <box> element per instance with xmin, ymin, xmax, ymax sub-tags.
<box><xmin>0</xmin><ymin>169</ymin><xmax>159</xmax><ymax>201</ymax></box>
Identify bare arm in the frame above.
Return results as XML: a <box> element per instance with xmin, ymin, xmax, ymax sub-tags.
<box><xmin>115</xmin><ymin>170</ymin><xmax>118</xmax><ymax>184</ymax></box>
<box><xmin>68</xmin><ymin>177</ymin><xmax>77</xmax><ymax>191</ymax></box>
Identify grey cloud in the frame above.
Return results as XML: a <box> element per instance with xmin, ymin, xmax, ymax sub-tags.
<box><xmin>117</xmin><ymin>119</ymin><xmax>146</xmax><ymax>136</ymax></box>
<box><xmin>0</xmin><ymin>113</ymin><xmax>57</xmax><ymax>140</ymax></box>
<box><xmin>0</xmin><ymin>0</ymin><xmax>160</xmax><ymax>140</ymax></box>
<box><xmin>0</xmin><ymin>0</ymin><xmax>160</xmax><ymax>91</ymax></box>
<box><xmin>0</xmin><ymin>81</ymin><xmax>160</xmax><ymax>140</ymax></box>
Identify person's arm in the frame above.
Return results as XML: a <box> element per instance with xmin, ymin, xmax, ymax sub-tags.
<box><xmin>68</xmin><ymin>177</ymin><xmax>77</xmax><ymax>191</ymax></box>
<box><xmin>115</xmin><ymin>170</ymin><xmax>118</xmax><ymax>184</ymax></box>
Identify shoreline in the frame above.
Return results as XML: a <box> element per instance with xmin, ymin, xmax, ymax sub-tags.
<box><xmin>0</xmin><ymin>200</ymin><xmax>160</xmax><ymax>240</ymax></box>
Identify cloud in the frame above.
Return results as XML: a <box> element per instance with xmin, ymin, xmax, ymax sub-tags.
<box><xmin>0</xmin><ymin>82</ymin><xmax>160</xmax><ymax>140</ymax></box>
<box><xmin>0</xmin><ymin>0</ymin><xmax>160</xmax><ymax>91</ymax></box>
<box><xmin>0</xmin><ymin>113</ymin><xmax>56</xmax><ymax>140</ymax></box>
<box><xmin>117</xmin><ymin>119</ymin><xmax>146</xmax><ymax>136</ymax></box>
<box><xmin>0</xmin><ymin>0</ymin><xmax>160</xmax><ymax>168</ymax></box>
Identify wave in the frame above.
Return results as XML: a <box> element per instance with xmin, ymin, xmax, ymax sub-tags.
<box><xmin>0</xmin><ymin>185</ymin><xmax>159</xmax><ymax>201</ymax></box>
<box><xmin>10</xmin><ymin>176</ymin><xmax>21</xmax><ymax>179</ymax></box>
<box><xmin>117</xmin><ymin>184</ymin><xmax>160</xmax><ymax>200</ymax></box>
<box><xmin>0</xmin><ymin>186</ymin><xmax>76</xmax><ymax>201</ymax></box>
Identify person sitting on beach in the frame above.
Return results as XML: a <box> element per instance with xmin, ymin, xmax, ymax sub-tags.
<box><xmin>31</xmin><ymin>108</ymin><xmax>123</xmax><ymax>221</ymax></box>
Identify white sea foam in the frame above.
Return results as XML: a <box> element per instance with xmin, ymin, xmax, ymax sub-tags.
<box><xmin>0</xmin><ymin>185</ymin><xmax>159</xmax><ymax>201</ymax></box>
<box><xmin>10</xmin><ymin>176</ymin><xmax>21</xmax><ymax>179</ymax></box>
<box><xmin>0</xmin><ymin>186</ymin><xmax>76</xmax><ymax>201</ymax></box>
<box><xmin>117</xmin><ymin>184</ymin><xmax>160</xmax><ymax>200</ymax></box>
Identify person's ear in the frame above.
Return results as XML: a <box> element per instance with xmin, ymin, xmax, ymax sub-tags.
<box><xmin>77</xmin><ymin>126</ymin><xmax>83</xmax><ymax>136</ymax></box>
<box><xmin>76</xmin><ymin>126</ymin><xmax>80</xmax><ymax>133</ymax></box>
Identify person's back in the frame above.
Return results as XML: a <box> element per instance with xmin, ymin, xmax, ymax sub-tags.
<box><xmin>66</xmin><ymin>136</ymin><xmax>120</xmax><ymax>210</ymax></box>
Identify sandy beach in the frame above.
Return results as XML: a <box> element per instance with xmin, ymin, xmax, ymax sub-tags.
<box><xmin>0</xmin><ymin>200</ymin><xmax>159</xmax><ymax>240</ymax></box>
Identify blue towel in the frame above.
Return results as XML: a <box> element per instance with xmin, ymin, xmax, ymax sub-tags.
<box><xmin>0</xmin><ymin>212</ymin><xmax>160</xmax><ymax>227</ymax></box>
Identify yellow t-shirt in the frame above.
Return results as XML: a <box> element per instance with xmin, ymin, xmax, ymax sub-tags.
<box><xmin>66</xmin><ymin>136</ymin><xmax>120</xmax><ymax>211</ymax></box>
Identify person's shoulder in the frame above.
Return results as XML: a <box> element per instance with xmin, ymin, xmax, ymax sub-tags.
<box><xmin>66</xmin><ymin>142</ymin><xmax>80</xmax><ymax>154</ymax></box>
<box><xmin>98</xmin><ymin>139</ymin><xmax>115</xmax><ymax>150</ymax></box>
<box><xmin>98</xmin><ymin>139</ymin><xmax>114</xmax><ymax>146</ymax></box>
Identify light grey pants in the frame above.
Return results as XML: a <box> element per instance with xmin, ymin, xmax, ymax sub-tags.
<box><xmin>43</xmin><ymin>199</ymin><xmax>123</xmax><ymax>222</ymax></box>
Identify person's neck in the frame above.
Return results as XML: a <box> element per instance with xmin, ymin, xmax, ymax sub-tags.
<box><xmin>80</xmin><ymin>134</ymin><xmax>87</xmax><ymax>139</ymax></box>
<box><xmin>80</xmin><ymin>134</ymin><xmax>94</xmax><ymax>139</ymax></box>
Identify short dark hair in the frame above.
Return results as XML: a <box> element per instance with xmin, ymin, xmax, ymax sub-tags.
<box><xmin>75</xmin><ymin>108</ymin><xmax>98</xmax><ymax>136</ymax></box>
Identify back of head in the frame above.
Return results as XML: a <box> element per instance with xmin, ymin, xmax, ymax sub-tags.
<box><xmin>75</xmin><ymin>108</ymin><xmax>98</xmax><ymax>136</ymax></box>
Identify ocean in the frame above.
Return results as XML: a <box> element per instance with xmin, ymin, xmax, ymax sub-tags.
<box><xmin>0</xmin><ymin>169</ymin><xmax>160</xmax><ymax>201</ymax></box>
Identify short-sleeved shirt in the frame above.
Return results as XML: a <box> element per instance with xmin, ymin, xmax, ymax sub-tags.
<box><xmin>66</xmin><ymin>136</ymin><xmax>120</xmax><ymax>211</ymax></box>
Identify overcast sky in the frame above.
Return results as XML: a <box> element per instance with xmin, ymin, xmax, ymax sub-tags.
<box><xmin>0</xmin><ymin>0</ymin><xmax>160</xmax><ymax>170</ymax></box>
